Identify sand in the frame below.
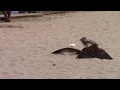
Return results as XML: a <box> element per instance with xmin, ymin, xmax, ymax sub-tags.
<box><xmin>0</xmin><ymin>11</ymin><xmax>120</xmax><ymax>79</ymax></box>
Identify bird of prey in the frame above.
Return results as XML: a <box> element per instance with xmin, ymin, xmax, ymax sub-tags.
<box><xmin>51</xmin><ymin>37</ymin><xmax>113</xmax><ymax>60</ymax></box>
<box><xmin>80</xmin><ymin>37</ymin><xmax>98</xmax><ymax>48</ymax></box>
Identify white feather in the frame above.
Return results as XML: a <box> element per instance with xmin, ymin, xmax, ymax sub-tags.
<box><xmin>69</xmin><ymin>44</ymin><xmax>76</xmax><ymax>47</ymax></box>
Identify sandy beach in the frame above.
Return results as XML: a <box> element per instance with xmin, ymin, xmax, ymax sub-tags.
<box><xmin>0</xmin><ymin>11</ymin><xmax>120</xmax><ymax>79</ymax></box>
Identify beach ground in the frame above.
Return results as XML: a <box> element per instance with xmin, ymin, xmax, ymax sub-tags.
<box><xmin>0</xmin><ymin>11</ymin><xmax>120</xmax><ymax>79</ymax></box>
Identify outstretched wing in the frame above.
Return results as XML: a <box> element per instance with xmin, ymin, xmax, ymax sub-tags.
<box><xmin>76</xmin><ymin>52</ymin><xmax>93</xmax><ymax>59</ymax></box>
<box><xmin>51</xmin><ymin>47</ymin><xmax>81</xmax><ymax>55</ymax></box>
<box><xmin>77</xmin><ymin>45</ymin><xmax>113</xmax><ymax>60</ymax></box>
<box><xmin>95</xmin><ymin>49</ymin><xmax>113</xmax><ymax>60</ymax></box>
